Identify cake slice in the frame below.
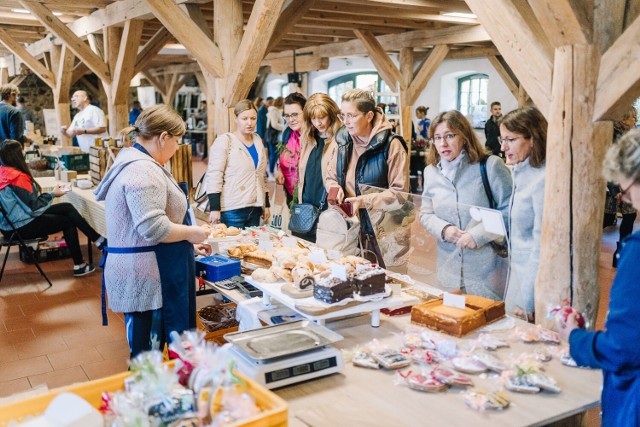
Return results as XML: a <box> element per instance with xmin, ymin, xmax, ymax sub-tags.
<box><xmin>464</xmin><ymin>295</ymin><xmax>505</xmax><ymax>323</ymax></box>
<box><xmin>352</xmin><ymin>266</ymin><xmax>386</xmax><ymax>297</ymax></box>
<box><xmin>411</xmin><ymin>299</ymin><xmax>485</xmax><ymax>337</ymax></box>
<box><xmin>314</xmin><ymin>276</ymin><xmax>353</xmax><ymax>304</ymax></box>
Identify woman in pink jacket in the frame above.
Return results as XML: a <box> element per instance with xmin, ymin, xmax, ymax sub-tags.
<box><xmin>275</xmin><ymin>93</ymin><xmax>307</xmax><ymax>206</ymax></box>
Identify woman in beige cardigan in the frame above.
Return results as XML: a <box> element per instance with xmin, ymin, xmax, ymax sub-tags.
<box><xmin>292</xmin><ymin>93</ymin><xmax>342</xmax><ymax>242</ymax></box>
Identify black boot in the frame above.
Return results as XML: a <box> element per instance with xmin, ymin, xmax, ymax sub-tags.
<box><xmin>612</xmin><ymin>241</ymin><xmax>622</xmax><ymax>268</ymax></box>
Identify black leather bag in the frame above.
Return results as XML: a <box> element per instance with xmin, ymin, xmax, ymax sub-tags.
<box><xmin>264</xmin><ymin>125</ymin><xmax>279</xmax><ymax>145</ymax></box>
<box><xmin>288</xmin><ymin>203</ymin><xmax>321</xmax><ymax>234</ymax></box>
<box><xmin>480</xmin><ymin>158</ymin><xmax>508</xmax><ymax>258</ymax></box>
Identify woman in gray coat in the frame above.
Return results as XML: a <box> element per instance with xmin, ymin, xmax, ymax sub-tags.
<box><xmin>500</xmin><ymin>107</ymin><xmax>547</xmax><ymax>322</ymax></box>
<box><xmin>420</xmin><ymin>110</ymin><xmax>512</xmax><ymax>300</ymax></box>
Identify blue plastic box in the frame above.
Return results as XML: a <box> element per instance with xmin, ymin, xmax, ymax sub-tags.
<box><xmin>195</xmin><ymin>255</ymin><xmax>241</xmax><ymax>282</ymax></box>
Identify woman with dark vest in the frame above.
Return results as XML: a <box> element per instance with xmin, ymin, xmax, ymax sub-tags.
<box><xmin>325</xmin><ymin>89</ymin><xmax>408</xmax><ymax>266</ymax></box>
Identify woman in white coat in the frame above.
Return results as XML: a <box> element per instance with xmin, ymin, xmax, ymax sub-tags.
<box><xmin>204</xmin><ymin>99</ymin><xmax>270</xmax><ymax>228</ymax></box>
<box><xmin>420</xmin><ymin>110</ymin><xmax>512</xmax><ymax>300</ymax></box>
<box><xmin>500</xmin><ymin>106</ymin><xmax>547</xmax><ymax>321</ymax></box>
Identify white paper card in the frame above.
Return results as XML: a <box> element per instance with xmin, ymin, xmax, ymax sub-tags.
<box><xmin>308</xmin><ymin>250</ymin><xmax>328</xmax><ymax>264</ymax></box>
<box><xmin>258</xmin><ymin>239</ymin><xmax>274</xmax><ymax>252</ymax></box>
<box><xmin>443</xmin><ymin>292</ymin><xmax>466</xmax><ymax>309</ymax></box>
<box><xmin>356</xmin><ymin>263</ymin><xmax>369</xmax><ymax>272</ymax></box>
<box><xmin>331</xmin><ymin>263</ymin><xmax>348</xmax><ymax>281</ymax></box>
<box><xmin>282</xmin><ymin>236</ymin><xmax>297</xmax><ymax>248</ymax></box>
<box><xmin>327</xmin><ymin>250</ymin><xmax>341</xmax><ymax>260</ymax></box>
<box><xmin>469</xmin><ymin>207</ymin><xmax>506</xmax><ymax>237</ymax></box>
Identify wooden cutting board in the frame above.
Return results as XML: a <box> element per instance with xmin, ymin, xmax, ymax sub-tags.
<box><xmin>281</xmin><ymin>283</ymin><xmax>313</xmax><ymax>299</ymax></box>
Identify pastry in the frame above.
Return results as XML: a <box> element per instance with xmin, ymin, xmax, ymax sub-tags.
<box><xmin>463</xmin><ymin>388</ymin><xmax>510</xmax><ymax>410</ymax></box>
<box><xmin>244</xmin><ymin>250</ymin><xmax>273</xmax><ymax>267</ymax></box>
<box><xmin>251</xmin><ymin>268</ymin><xmax>279</xmax><ymax>283</ymax></box>
<box><xmin>352</xmin><ymin>266</ymin><xmax>386</xmax><ymax>297</ymax></box>
<box><xmin>523</xmin><ymin>372</ymin><xmax>561</xmax><ymax>393</ymax></box>
<box><xmin>472</xmin><ymin>352</ymin><xmax>507</xmax><ymax>372</ymax></box>
<box><xmin>464</xmin><ymin>295</ymin><xmax>506</xmax><ymax>323</ymax></box>
<box><xmin>313</xmin><ymin>276</ymin><xmax>353</xmax><ymax>304</ymax></box>
<box><xmin>405</xmin><ymin>373</ymin><xmax>447</xmax><ymax>392</ymax></box>
<box><xmin>371</xmin><ymin>350</ymin><xmax>411</xmax><ymax>369</ymax></box>
<box><xmin>225</xmin><ymin>226</ymin><xmax>241</xmax><ymax>236</ymax></box>
<box><xmin>270</xmin><ymin>266</ymin><xmax>293</xmax><ymax>282</ymax></box>
<box><xmin>291</xmin><ymin>266</ymin><xmax>315</xmax><ymax>290</ymax></box>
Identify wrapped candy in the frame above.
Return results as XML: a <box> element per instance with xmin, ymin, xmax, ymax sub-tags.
<box><xmin>548</xmin><ymin>301</ymin><xmax>586</xmax><ymax>330</ymax></box>
<box><xmin>395</xmin><ymin>370</ymin><xmax>447</xmax><ymax>393</ymax></box>
<box><xmin>462</xmin><ymin>388</ymin><xmax>510</xmax><ymax>411</ymax></box>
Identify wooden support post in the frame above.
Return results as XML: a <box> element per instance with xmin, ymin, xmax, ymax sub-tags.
<box><xmin>536</xmin><ymin>44</ymin><xmax>611</xmax><ymax>327</ymax></box>
<box><xmin>0</xmin><ymin>67</ymin><xmax>8</xmax><ymax>85</ymax></box>
<box><xmin>0</xmin><ymin>28</ymin><xmax>55</xmax><ymax>88</ymax></box>
<box><xmin>52</xmin><ymin>45</ymin><xmax>74</xmax><ymax>146</ymax></box>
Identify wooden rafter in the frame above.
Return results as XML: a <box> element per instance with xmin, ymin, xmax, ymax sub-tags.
<box><xmin>182</xmin><ymin>3</ymin><xmax>213</xmax><ymax>40</ymax></box>
<box><xmin>19</xmin><ymin>0</ymin><xmax>111</xmax><ymax>83</ymax></box>
<box><xmin>134</xmin><ymin>28</ymin><xmax>172</xmax><ymax>76</ymax></box>
<box><xmin>528</xmin><ymin>0</ymin><xmax>591</xmax><ymax>47</ymax></box>
<box><xmin>487</xmin><ymin>55</ymin><xmax>519</xmax><ymax>99</ymax></box>
<box><xmin>112</xmin><ymin>20</ymin><xmax>143</xmax><ymax>101</ymax></box>
<box><xmin>353</xmin><ymin>29</ymin><xmax>403</xmax><ymax>90</ymax></box>
<box><xmin>404</xmin><ymin>44</ymin><xmax>449</xmax><ymax>106</ymax></box>
<box><xmin>266</xmin><ymin>0</ymin><xmax>316</xmax><ymax>54</ymax></box>
<box><xmin>593</xmin><ymin>13</ymin><xmax>640</xmax><ymax>121</ymax></box>
<box><xmin>53</xmin><ymin>44</ymin><xmax>74</xmax><ymax>103</ymax></box>
<box><xmin>262</xmin><ymin>55</ymin><xmax>328</xmax><ymax>74</ymax></box>
<box><xmin>464</xmin><ymin>0</ymin><xmax>553</xmax><ymax>115</ymax></box>
<box><xmin>145</xmin><ymin>0</ymin><xmax>224</xmax><ymax>78</ymax></box>
<box><xmin>0</xmin><ymin>27</ymin><xmax>55</xmax><ymax>88</ymax></box>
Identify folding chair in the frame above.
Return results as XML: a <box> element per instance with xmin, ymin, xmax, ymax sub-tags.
<box><xmin>0</xmin><ymin>202</ymin><xmax>53</xmax><ymax>289</ymax></box>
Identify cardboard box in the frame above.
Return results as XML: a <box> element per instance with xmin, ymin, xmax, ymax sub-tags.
<box><xmin>60</xmin><ymin>170</ymin><xmax>77</xmax><ymax>182</ymax></box>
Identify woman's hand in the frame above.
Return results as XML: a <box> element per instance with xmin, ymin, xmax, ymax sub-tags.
<box><xmin>52</xmin><ymin>185</ymin><xmax>68</xmax><ymax>197</ymax></box>
<box><xmin>262</xmin><ymin>207</ymin><xmax>271</xmax><ymax>223</ymax></box>
<box><xmin>275</xmin><ymin>170</ymin><xmax>285</xmax><ymax>185</ymax></box>
<box><xmin>456</xmin><ymin>232</ymin><xmax>478</xmax><ymax>249</ymax></box>
<box><xmin>557</xmin><ymin>311</ymin><xmax>579</xmax><ymax>342</ymax></box>
<box><xmin>209</xmin><ymin>210</ymin><xmax>221</xmax><ymax>224</ymax></box>
<box><xmin>443</xmin><ymin>225</ymin><xmax>464</xmax><ymax>244</ymax></box>
<box><xmin>194</xmin><ymin>243</ymin><xmax>212</xmax><ymax>256</ymax></box>
<box><xmin>344</xmin><ymin>196</ymin><xmax>362</xmax><ymax>214</ymax></box>
<box><xmin>189</xmin><ymin>224</ymin><xmax>210</xmax><ymax>244</ymax></box>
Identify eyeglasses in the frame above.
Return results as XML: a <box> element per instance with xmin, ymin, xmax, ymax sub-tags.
<box><xmin>619</xmin><ymin>179</ymin><xmax>637</xmax><ymax>204</ymax></box>
<box><xmin>432</xmin><ymin>133</ymin><xmax>458</xmax><ymax>143</ymax></box>
<box><xmin>499</xmin><ymin>136</ymin><xmax>523</xmax><ymax>145</ymax></box>
<box><xmin>283</xmin><ymin>113</ymin><xmax>300</xmax><ymax>120</ymax></box>
<box><xmin>338</xmin><ymin>113</ymin><xmax>363</xmax><ymax>122</ymax></box>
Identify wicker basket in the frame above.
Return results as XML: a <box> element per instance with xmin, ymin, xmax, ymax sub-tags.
<box><xmin>198</xmin><ymin>303</ymin><xmax>239</xmax><ymax>332</ymax></box>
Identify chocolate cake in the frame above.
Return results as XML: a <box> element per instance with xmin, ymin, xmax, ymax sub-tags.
<box><xmin>313</xmin><ymin>276</ymin><xmax>353</xmax><ymax>304</ymax></box>
<box><xmin>353</xmin><ymin>267</ymin><xmax>386</xmax><ymax>297</ymax></box>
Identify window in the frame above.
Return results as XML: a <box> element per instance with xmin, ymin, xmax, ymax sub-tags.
<box><xmin>458</xmin><ymin>73</ymin><xmax>488</xmax><ymax>128</ymax></box>
<box><xmin>281</xmin><ymin>83</ymin><xmax>291</xmax><ymax>98</ymax></box>
<box><xmin>327</xmin><ymin>72</ymin><xmax>391</xmax><ymax>106</ymax></box>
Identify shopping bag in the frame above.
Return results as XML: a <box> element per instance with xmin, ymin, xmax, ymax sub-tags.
<box><xmin>269</xmin><ymin>184</ymin><xmax>290</xmax><ymax>232</ymax></box>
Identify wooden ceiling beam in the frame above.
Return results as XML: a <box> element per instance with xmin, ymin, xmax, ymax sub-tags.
<box><xmin>145</xmin><ymin>0</ymin><xmax>224</xmax><ymax>78</ymax></box>
<box><xmin>465</xmin><ymin>0</ymin><xmax>553</xmax><ymax>115</ymax></box>
<box><xmin>141</xmin><ymin>70</ymin><xmax>166</xmax><ymax>96</ymax></box>
<box><xmin>487</xmin><ymin>55</ymin><xmax>519</xmax><ymax>98</ymax></box>
<box><xmin>446</xmin><ymin>45</ymin><xmax>500</xmax><ymax>59</ymax></box>
<box><xmin>2</xmin><ymin>0</ymin><xmax>111</xmax><ymax>7</ymax></box>
<box><xmin>593</xmin><ymin>0</ymin><xmax>626</xmax><ymax>53</ymax></box>
<box><xmin>134</xmin><ymin>27</ymin><xmax>172</xmax><ymax>76</ymax></box>
<box><xmin>267</xmin><ymin>0</ymin><xmax>316</xmax><ymax>54</ymax></box>
<box><xmin>593</xmin><ymin>14</ymin><xmax>640</xmax><ymax>121</ymax></box>
<box><xmin>227</xmin><ymin>0</ymin><xmax>286</xmax><ymax>105</ymax></box>
<box><xmin>112</xmin><ymin>20</ymin><xmax>144</xmax><ymax>101</ymax></box>
<box><xmin>405</xmin><ymin>44</ymin><xmax>449</xmax><ymax>105</ymax></box>
<box><xmin>353</xmin><ymin>29</ymin><xmax>404</xmax><ymax>90</ymax></box>
<box><xmin>53</xmin><ymin>44</ymin><xmax>74</xmax><ymax>103</ymax></box>
<box><xmin>0</xmin><ymin>27</ymin><xmax>55</xmax><ymax>88</ymax></box>
<box><xmin>148</xmin><ymin>62</ymin><xmax>202</xmax><ymax>76</ymax></box>
<box><xmin>19</xmin><ymin>0</ymin><xmax>111</xmax><ymax>83</ymax></box>
<box><xmin>261</xmin><ymin>54</ymin><xmax>329</xmax><ymax>74</ymax></box>
<box><xmin>181</xmin><ymin>3</ymin><xmax>213</xmax><ymax>40</ymax></box>
<box><xmin>528</xmin><ymin>0</ymin><xmax>591</xmax><ymax>47</ymax></box>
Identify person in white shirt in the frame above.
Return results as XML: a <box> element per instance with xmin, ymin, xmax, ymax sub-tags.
<box><xmin>60</xmin><ymin>91</ymin><xmax>108</xmax><ymax>152</ymax></box>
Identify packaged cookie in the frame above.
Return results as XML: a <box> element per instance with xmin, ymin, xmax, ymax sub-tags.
<box><xmin>372</xmin><ymin>350</ymin><xmax>411</xmax><ymax>369</ymax></box>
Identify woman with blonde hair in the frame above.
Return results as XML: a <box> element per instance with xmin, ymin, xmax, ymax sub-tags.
<box><xmin>289</xmin><ymin>93</ymin><xmax>342</xmax><ymax>242</ymax></box>
<box><xmin>95</xmin><ymin>104</ymin><xmax>211</xmax><ymax>358</ymax></box>
<box><xmin>420</xmin><ymin>110</ymin><xmax>512</xmax><ymax>300</ymax></box>
<box><xmin>204</xmin><ymin>99</ymin><xmax>270</xmax><ymax>228</ymax></box>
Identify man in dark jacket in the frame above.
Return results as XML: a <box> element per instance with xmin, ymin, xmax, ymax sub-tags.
<box><xmin>0</xmin><ymin>84</ymin><xmax>27</xmax><ymax>146</ymax></box>
<box><xmin>484</xmin><ymin>101</ymin><xmax>502</xmax><ymax>157</ymax></box>
<box><xmin>256</xmin><ymin>96</ymin><xmax>273</xmax><ymax>140</ymax></box>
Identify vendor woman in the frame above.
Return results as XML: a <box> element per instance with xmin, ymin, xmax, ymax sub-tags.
<box><xmin>95</xmin><ymin>104</ymin><xmax>211</xmax><ymax>359</ymax></box>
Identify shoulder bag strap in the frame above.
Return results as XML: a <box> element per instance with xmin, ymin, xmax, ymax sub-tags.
<box><xmin>479</xmin><ymin>157</ymin><xmax>496</xmax><ymax>209</ymax></box>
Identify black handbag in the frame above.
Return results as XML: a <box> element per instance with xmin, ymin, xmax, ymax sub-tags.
<box><xmin>288</xmin><ymin>191</ymin><xmax>326</xmax><ymax>234</ymax></box>
<box><xmin>264</xmin><ymin>125</ymin><xmax>279</xmax><ymax>145</ymax></box>
<box><xmin>480</xmin><ymin>158</ymin><xmax>508</xmax><ymax>258</ymax></box>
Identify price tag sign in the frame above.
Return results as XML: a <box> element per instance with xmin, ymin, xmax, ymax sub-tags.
<box><xmin>331</xmin><ymin>263</ymin><xmax>348</xmax><ymax>281</ymax></box>
<box><xmin>282</xmin><ymin>236</ymin><xmax>297</xmax><ymax>248</ymax></box>
<box><xmin>258</xmin><ymin>239</ymin><xmax>274</xmax><ymax>253</ymax></box>
<box><xmin>443</xmin><ymin>292</ymin><xmax>466</xmax><ymax>309</ymax></box>
<box><xmin>308</xmin><ymin>250</ymin><xmax>328</xmax><ymax>264</ymax></box>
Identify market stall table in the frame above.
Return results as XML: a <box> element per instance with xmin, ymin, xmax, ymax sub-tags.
<box><xmin>272</xmin><ymin>314</ymin><xmax>601</xmax><ymax>427</ymax></box>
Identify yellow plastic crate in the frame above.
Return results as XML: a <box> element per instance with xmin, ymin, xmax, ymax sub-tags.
<box><xmin>0</xmin><ymin>368</ymin><xmax>287</xmax><ymax>427</ymax></box>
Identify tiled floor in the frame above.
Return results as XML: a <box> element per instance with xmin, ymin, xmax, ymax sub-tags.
<box><xmin>0</xmin><ymin>155</ymin><xmax>625</xmax><ymax>426</ymax></box>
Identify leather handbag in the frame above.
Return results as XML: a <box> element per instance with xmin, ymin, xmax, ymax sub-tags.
<box><xmin>480</xmin><ymin>158</ymin><xmax>508</xmax><ymax>258</ymax></box>
<box><xmin>288</xmin><ymin>203</ymin><xmax>321</xmax><ymax>234</ymax></box>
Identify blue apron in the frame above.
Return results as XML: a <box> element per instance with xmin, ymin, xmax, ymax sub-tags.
<box><xmin>100</xmin><ymin>144</ymin><xmax>196</xmax><ymax>356</ymax></box>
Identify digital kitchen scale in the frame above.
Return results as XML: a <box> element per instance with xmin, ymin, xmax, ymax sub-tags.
<box><xmin>225</xmin><ymin>320</ymin><xmax>345</xmax><ymax>389</ymax></box>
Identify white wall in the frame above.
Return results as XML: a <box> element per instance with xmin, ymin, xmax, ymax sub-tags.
<box><xmin>260</xmin><ymin>55</ymin><xmax>518</xmax><ymax>136</ymax></box>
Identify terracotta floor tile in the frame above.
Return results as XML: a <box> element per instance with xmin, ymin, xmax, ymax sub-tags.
<box><xmin>18</xmin><ymin>301</ymin><xmax>52</xmax><ymax>317</ymax></box>
<box><xmin>0</xmin><ymin>378</ymin><xmax>32</xmax><ymax>398</ymax></box>
<box><xmin>29</xmin><ymin>366</ymin><xmax>89</xmax><ymax>390</ymax></box>
<box><xmin>95</xmin><ymin>339</ymin><xmax>130</xmax><ymax>360</ymax></box>
<box><xmin>63</xmin><ymin>328</ymin><xmax>117</xmax><ymax>349</ymax></box>
<box><xmin>0</xmin><ymin>328</ymin><xmax>35</xmax><ymax>346</ymax></box>
<box><xmin>4</xmin><ymin>313</ymin><xmax>50</xmax><ymax>332</ymax></box>
<box><xmin>0</xmin><ymin>304</ymin><xmax>25</xmax><ymax>321</ymax></box>
<box><xmin>0</xmin><ymin>343</ymin><xmax>19</xmax><ymax>363</ymax></box>
<box><xmin>0</xmin><ymin>355</ymin><xmax>52</xmax><ymax>382</ymax></box>
<box><xmin>82</xmin><ymin>358</ymin><xmax>129</xmax><ymax>381</ymax></box>
<box><xmin>14</xmin><ymin>336</ymin><xmax>68</xmax><ymax>359</ymax></box>
<box><xmin>47</xmin><ymin>346</ymin><xmax>103</xmax><ymax>370</ymax></box>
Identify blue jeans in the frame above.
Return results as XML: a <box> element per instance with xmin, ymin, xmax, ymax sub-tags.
<box><xmin>267</xmin><ymin>143</ymin><xmax>279</xmax><ymax>174</ymax></box>
<box><xmin>221</xmin><ymin>207</ymin><xmax>262</xmax><ymax>228</ymax></box>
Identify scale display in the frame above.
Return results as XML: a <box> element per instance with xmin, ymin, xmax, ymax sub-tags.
<box><xmin>266</xmin><ymin>356</ymin><xmax>338</xmax><ymax>384</ymax></box>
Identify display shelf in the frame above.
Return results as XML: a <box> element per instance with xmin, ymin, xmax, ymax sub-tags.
<box><xmin>246</xmin><ymin>277</ymin><xmax>419</xmax><ymax>327</ymax></box>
